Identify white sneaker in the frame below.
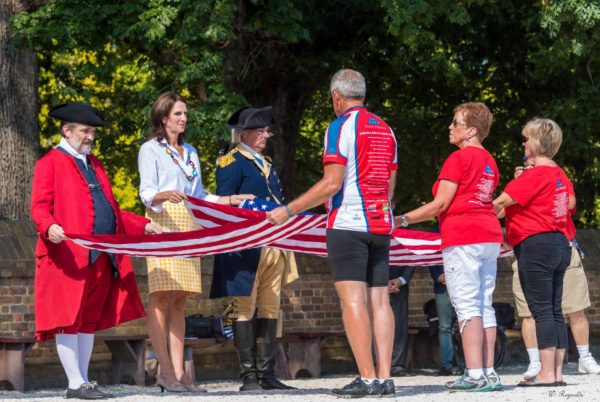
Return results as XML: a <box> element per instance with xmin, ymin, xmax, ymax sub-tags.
<box><xmin>578</xmin><ymin>354</ymin><xmax>600</xmax><ymax>374</ymax></box>
<box><xmin>523</xmin><ymin>361</ymin><xmax>541</xmax><ymax>380</ymax></box>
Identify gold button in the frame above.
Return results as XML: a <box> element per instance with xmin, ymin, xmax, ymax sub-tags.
<box><xmin>266</xmin><ymin>197</ymin><xmax>271</xmax><ymax>201</ymax></box>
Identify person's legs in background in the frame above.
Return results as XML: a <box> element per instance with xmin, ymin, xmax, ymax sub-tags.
<box><xmin>569</xmin><ymin>310</ymin><xmax>600</xmax><ymax>374</ymax></box>
<box><xmin>562</xmin><ymin>247</ymin><xmax>600</xmax><ymax>374</ymax></box>
<box><xmin>435</xmin><ymin>291</ymin><xmax>455</xmax><ymax>375</ymax></box>
<box><xmin>389</xmin><ymin>274</ymin><xmax>410</xmax><ymax>376</ymax></box>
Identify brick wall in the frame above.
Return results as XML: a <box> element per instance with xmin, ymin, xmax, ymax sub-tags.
<box><xmin>1</xmin><ymin>221</ymin><xmax>600</xmax><ymax>387</ymax></box>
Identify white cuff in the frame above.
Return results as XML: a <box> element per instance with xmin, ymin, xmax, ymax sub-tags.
<box><xmin>204</xmin><ymin>194</ymin><xmax>220</xmax><ymax>203</ymax></box>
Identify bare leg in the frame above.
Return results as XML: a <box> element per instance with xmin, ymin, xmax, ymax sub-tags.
<box><xmin>568</xmin><ymin>310</ymin><xmax>589</xmax><ymax>346</ymax></box>
<box><xmin>169</xmin><ymin>291</ymin><xmax>192</xmax><ymax>384</ymax></box>
<box><xmin>537</xmin><ymin>347</ymin><xmax>557</xmax><ymax>383</ymax></box>
<box><xmin>482</xmin><ymin>326</ymin><xmax>496</xmax><ymax>369</ymax></box>
<box><xmin>368</xmin><ymin>286</ymin><xmax>394</xmax><ymax>379</ymax></box>
<box><xmin>147</xmin><ymin>291</ymin><xmax>178</xmax><ymax>385</ymax></box>
<box><xmin>555</xmin><ymin>348</ymin><xmax>565</xmax><ymax>382</ymax></box>
<box><xmin>460</xmin><ymin>316</ymin><xmax>483</xmax><ymax>371</ymax></box>
<box><xmin>335</xmin><ymin>281</ymin><xmax>375</xmax><ymax>378</ymax></box>
<box><xmin>521</xmin><ymin>317</ymin><xmax>538</xmax><ymax>349</ymax></box>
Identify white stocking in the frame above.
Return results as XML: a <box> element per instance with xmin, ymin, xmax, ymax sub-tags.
<box><xmin>55</xmin><ymin>334</ymin><xmax>85</xmax><ymax>389</ymax></box>
<box><xmin>77</xmin><ymin>333</ymin><xmax>95</xmax><ymax>383</ymax></box>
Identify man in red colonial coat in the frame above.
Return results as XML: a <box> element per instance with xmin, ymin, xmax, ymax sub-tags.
<box><xmin>30</xmin><ymin>102</ymin><xmax>161</xmax><ymax>400</ymax></box>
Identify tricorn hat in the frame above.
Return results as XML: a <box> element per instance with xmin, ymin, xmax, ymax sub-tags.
<box><xmin>49</xmin><ymin>102</ymin><xmax>106</xmax><ymax>127</ymax></box>
<box><xmin>227</xmin><ymin>106</ymin><xmax>273</xmax><ymax>130</ymax></box>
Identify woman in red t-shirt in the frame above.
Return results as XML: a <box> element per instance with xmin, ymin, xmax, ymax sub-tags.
<box><xmin>494</xmin><ymin>118</ymin><xmax>574</xmax><ymax>387</ymax></box>
<box><xmin>396</xmin><ymin>102</ymin><xmax>503</xmax><ymax>392</ymax></box>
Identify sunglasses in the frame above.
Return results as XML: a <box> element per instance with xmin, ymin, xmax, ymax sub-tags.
<box><xmin>451</xmin><ymin>119</ymin><xmax>467</xmax><ymax>128</ymax></box>
<box><xmin>522</xmin><ymin>136</ymin><xmax>529</xmax><ymax>143</ymax></box>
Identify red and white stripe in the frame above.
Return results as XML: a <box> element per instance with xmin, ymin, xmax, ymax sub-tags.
<box><xmin>67</xmin><ymin>196</ymin><xmax>512</xmax><ymax>265</ymax></box>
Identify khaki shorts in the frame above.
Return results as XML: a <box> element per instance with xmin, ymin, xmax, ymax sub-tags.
<box><xmin>513</xmin><ymin>246</ymin><xmax>590</xmax><ymax>317</ymax></box>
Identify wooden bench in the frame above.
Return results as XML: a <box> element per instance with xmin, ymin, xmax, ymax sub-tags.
<box><xmin>0</xmin><ymin>334</ymin><xmax>237</xmax><ymax>391</ymax></box>
<box><xmin>278</xmin><ymin>331</ymin><xmax>346</xmax><ymax>379</ymax></box>
<box><xmin>0</xmin><ymin>334</ymin><xmax>148</xmax><ymax>392</ymax></box>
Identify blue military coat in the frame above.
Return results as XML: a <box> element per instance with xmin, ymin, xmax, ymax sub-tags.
<box><xmin>210</xmin><ymin>144</ymin><xmax>285</xmax><ymax>298</ymax></box>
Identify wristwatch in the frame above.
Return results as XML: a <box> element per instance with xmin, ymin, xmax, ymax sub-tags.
<box><xmin>398</xmin><ymin>214</ymin><xmax>409</xmax><ymax>228</ymax></box>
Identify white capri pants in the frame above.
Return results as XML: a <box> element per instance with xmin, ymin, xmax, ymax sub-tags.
<box><xmin>442</xmin><ymin>243</ymin><xmax>501</xmax><ymax>328</ymax></box>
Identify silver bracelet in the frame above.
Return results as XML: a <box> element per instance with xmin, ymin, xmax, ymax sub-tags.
<box><xmin>284</xmin><ymin>205</ymin><xmax>294</xmax><ymax>218</ymax></box>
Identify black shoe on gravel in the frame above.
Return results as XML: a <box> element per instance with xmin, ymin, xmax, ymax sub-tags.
<box><xmin>332</xmin><ymin>377</ymin><xmax>381</xmax><ymax>398</ymax></box>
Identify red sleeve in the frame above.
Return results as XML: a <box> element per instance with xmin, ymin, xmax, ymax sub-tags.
<box><xmin>438</xmin><ymin>151</ymin><xmax>462</xmax><ymax>184</ymax></box>
<box><xmin>119</xmin><ymin>210</ymin><xmax>150</xmax><ymax>235</ymax></box>
<box><xmin>30</xmin><ymin>155</ymin><xmax>59</xmax><ymax>239</ymax></box>
<box><xmin>504</xmin><ymin>170</ymin><xmax>542</xmax><ymax>207</ymax></box>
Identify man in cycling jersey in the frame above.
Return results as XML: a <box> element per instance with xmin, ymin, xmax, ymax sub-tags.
<box><xmin>268</xmin><ymin>69</ymin><xmax>398</xmax><ymax>398</ymax></box>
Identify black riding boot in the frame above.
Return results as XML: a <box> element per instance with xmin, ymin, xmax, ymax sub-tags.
<box><xmin>256</xmin><ymin>318</ymin><xmax>296</xmax><ymax>390</ymax></box>
<box><xmin>233</xmin><ymin>319</ymin><xmax>262</xmax><ymax>391</ymax></box>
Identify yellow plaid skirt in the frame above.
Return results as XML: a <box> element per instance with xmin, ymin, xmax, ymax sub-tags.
<box><xmin>146</xmin><ymin>201</ymin><xmax>202</xmax><ymax>294</ymax></box>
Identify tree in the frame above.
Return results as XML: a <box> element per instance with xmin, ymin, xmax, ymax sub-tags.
<box><xmin>11</xmin><ymin>0</ymin><xmax>390</xmax><ymax>207</ymax></box>
<box><xmin>10</xmin><ymin>0</ymin><xmax>600</xmax><ymax>226</ymax></box>
<box><xmin>373</xmin><ymin>0</ymin><xmax>600</xmax><ymax>226</ymax></box>
<box><xmin>0</xmin><ymin>0</ymin><xmax>48</xmax><ymax>220</ymax></box>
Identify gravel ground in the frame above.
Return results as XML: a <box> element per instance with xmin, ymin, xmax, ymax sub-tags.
<box><xmin>0</xmin><ymin>363</ymin><xmax>595</xmax><ymax>401</ymax></box>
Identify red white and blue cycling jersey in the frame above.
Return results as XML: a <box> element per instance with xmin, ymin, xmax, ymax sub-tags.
<box><xmin>322</xmin><ymin>106</ymin><xmax>398</xmax><ymax>235</ymax></box>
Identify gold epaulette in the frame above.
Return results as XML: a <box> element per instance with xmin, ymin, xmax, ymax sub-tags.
<box><xmin>217</xmin><ymin>149</ymin><xmax>238</xmax><ymax>168</ymax></box>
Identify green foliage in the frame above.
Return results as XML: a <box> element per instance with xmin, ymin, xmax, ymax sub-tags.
<box><xmin>374</xmin><ymin>0</ymin><xmax>600</xmax><ymax>227</ymax></box>
<box><xmin>11</xmin><ymin>0</ymin><xmax>600</xmax><ymax>226</ymax></box>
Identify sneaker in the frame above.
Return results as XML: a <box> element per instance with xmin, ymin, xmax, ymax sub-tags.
<box><xmin>486</xmin><ymin>372</ymin><xmax>503</xmax><ymax>391</ymax></box>
<box><xmin>523</xmin><ymin>361</ymin><xmax>541</xmax><ymax>380</ymax></box>
<box><xmin>437</xmin><ymin>367</ymin><xmax>454</xmax><ymax>376</ymax></box>
<box><xmin>444</xmin><ymin>372</ymin><xmax>491</xmax><ymax>392</ymax></box>
<box><xmin>381</xmin><ymin>379</ymin><xmax>395</xmax><ymax>398</ymax></box>
<box><xmin>578</xmin><ymin>354</ymin><xmax>600</xmax><ymax>374</ymax></box>
<box><xmin>332</xmin><ymin>377</ymin><xmax>381</xmax><ymax>398</ymax></box>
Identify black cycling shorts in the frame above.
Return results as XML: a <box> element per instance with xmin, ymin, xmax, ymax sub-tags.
<box><xmin>326</xmin><ymin>228</ymin><xmax>391</xmax><ymax>287</ymax></box>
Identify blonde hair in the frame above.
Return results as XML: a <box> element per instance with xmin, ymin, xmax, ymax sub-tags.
<box><xmin>522</xmin><ymin>118</ymin><xmax>563</xmax><ymax>158</ymax></box>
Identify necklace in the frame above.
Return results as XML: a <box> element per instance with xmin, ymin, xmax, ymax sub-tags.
<box><xmin>163</xmin><ymin>144</ymin><xmax>198</xmax><ymax>182</ymax></box>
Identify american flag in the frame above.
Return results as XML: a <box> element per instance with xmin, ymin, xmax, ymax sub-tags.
<box><xmin>67</xmin><ymin>196</ymin><xmax>512</xmax><ymax>266</ymax></box>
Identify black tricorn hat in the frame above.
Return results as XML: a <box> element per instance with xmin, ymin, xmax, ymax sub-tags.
<box><xmin>49</xmin><ymin>102</ymin><xmax>106</xmax><ymax>127</ymax></box>
<box><xmin>227</xmin><ymin>106</ymin><xmax>273</xmax><ymax>130</ymax></box>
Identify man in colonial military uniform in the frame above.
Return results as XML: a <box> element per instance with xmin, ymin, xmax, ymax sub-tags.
<box><xmin>210</xmin><ymin>106</ymin><xmax>298</xmax><ymax>391</ymax></box>
<box><xmin>30</xmin><ymin>102</ymin><xmax>161</xmax><ymax>399</ymax></box>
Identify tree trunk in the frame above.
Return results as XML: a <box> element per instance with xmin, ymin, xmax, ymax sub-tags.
<box><xmin>0</xmin><ymin>1</ymin><xmax>44</xmax><ymax>220</ymax></box>
<box><xmin>223</xmin><ymin>2</ymin><xmax>322</xmax><ymax>200</ymax></box>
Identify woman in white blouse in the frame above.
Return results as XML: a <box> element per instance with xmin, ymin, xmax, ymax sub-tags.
<box><xmin>138</xmin><ymin>92</ymin><xmax>253</xmax><ymax>392</ymax></box>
